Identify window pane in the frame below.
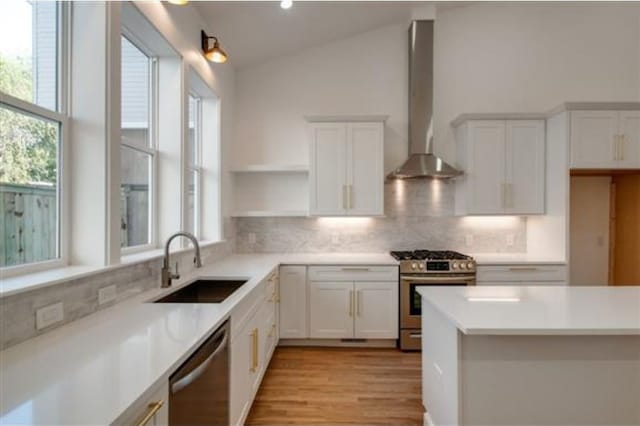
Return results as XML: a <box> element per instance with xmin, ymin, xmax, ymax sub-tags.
<box><xmin>186</xmin><ymin>169</ymin><xmax>198</xmax><ymax>236</ymax></box>
<box><xmin>188</xmin><ymin>95</ymin><xmax>197</xmax><ymax>166</ymax></box>
<box><xmin>120</xmin><ymin>146</ymin><xmax>150</xmax><ymax>248</ymax></box>
<box><xmin>0</xmin><ymin>0</ymin><xmax>58</xmax><ymax>111</ymax></box>
<box><xmin>121</xmin><ymin>36</ymin><xmax>150</xmax><ymax>149</ymax></box>
<box><xmin>0</xmin><ymin>105</ymin><xmax>59</xmax><ymax>267</ymax></box>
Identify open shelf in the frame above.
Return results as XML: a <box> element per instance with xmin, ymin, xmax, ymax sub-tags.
<box><xmin>231</xmin><ymin>164</ymin><xmax>309</xmax><ymax>173</ymax></box>
<box><xmin>231</xmin><ymin>210</ymin><xmax>308</xmax><ymax>218</ymax></box>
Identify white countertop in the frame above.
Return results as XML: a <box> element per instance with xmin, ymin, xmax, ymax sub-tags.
<box><xmin>0</xmin><ymin>253</ymin><xmax>396</xmax><ymax>425</ymax></box>
<box><xmin>418</xmin><ymin>286</ymin><xmax>640</xmax><ymax>336</ymax></box>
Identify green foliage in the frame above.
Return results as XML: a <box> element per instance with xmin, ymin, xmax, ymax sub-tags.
<box><xmin>0</xmin><ymin>54</ymin><xmax>57</xmax><ymax>185</ymax></box>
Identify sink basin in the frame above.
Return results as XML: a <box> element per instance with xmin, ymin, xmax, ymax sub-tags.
<box><xmin>153</xmin><ymin>279</ymin><xmax>247</xmax><ymax>303</ymax></box>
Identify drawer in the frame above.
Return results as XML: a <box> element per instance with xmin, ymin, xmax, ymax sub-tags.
<box><xmin>231</xmin><ymin>282</ymin><xmax>266</xmax><ymax>340</ymax></box>
<box><xmin>477</xmin><ymin>264</ymin><xmax>567</xmax><ymax>283</ymax></box>
<box><xmin>308</xmin><ymin>265</ymin><xmax>398</xmax><ymax>282</ymax></box>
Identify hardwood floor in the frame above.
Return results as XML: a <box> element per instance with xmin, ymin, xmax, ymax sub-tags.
<box><xmin>246</xmin><ymin>347</ymin><xmax>424</xmax><ymax>425</ymax></box>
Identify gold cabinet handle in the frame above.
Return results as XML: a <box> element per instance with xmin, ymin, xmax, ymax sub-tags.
<box><xmin>348</xmin><ymin>290</ymin><xmax>353</xmax><ymax>317</ymax></box>
<box><xmin>347</xmin><ymin>185</ymin><xmax>353</xmax><ymax>209</ymax></box>
<box><xmin>620</xmin><ymin>134</ymin><xmax>626</xmax><ymax>161</ymax></box>
<box><xmin>341</xmin><ymin>267</ymin><xmax>370</xmax><ymax>272</ymax></box>
<box><xmin>342</xmin><ymin>184</ymin><xmax>347</xmax><ymax>210</ymax></box>
<box><xmin>508</xmin><ymin>267</ymin><xmax>538</xmax><ymax>272</ymax></box>
<box><xmin>137</xmin><ymin>401</ymin><xmax>164</xmax><ymax>426</ymax></box>
<box><xmin>250</xmin><ymin>328</ymin><xmax>258</xmax><ymax>372</ymax></box>
<box><xmin>501</xmin><ymin>183</ymin><xmax>507</xmax><ymax>209</ymax></box>
<box><xmin>356</xmin><ymin>290</ymin><xmax>361</xmax><ymax>317</ymax></box>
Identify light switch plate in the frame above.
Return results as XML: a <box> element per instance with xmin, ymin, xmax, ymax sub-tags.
<box><xmin>36</xmin><ymin>302</ymin><xmax>64</xmax><ymax>330</ymax></box>
<box><xmin>248</xmin><ymin>233</ymin><xmax>257</xmax><ymax>244</ymax></box>
<box><xmin>98</xmin><ymin>285</ymin><xmax>117</xmax><ymax>305</ymax></box>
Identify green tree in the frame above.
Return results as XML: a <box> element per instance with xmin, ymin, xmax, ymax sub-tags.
<box><xmin>0</xmin><ymin>54</ymin><xmax>57</xmax><ymax>185</ymax></box>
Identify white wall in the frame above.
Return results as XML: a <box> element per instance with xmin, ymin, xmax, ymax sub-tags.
<box><xmin>234</xmin><ymin>3</ymin><xmax>640</xmax><ymax>172</ymax></box>
<box><xmin>570</xmin><ymin>176</ymin><xmax>611</xmax><ymax>285</ymax></box>
<box><xmin>434</xmin><ymin>2</ymin><xmax>640</xmax><ymax>162</ymax></box>
<box><xmin>132</xmin><ymin>1</ymin><xmax>235</xmax><ymax>222</ymax></box>
<box><xmin>233</xmin><ymin>23</ymin><xmax>408</xmax><ymax>174</ymax></box>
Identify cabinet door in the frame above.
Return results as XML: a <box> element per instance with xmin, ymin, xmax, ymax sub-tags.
<box><xmin>309</xmin><ymin>123</ymin><xmax>347</xmax><ymax>215</ymax></box>
<box><xmin>505</xmin><ymin>120</ymin><xmax>545</xmax><ymax>214</ymax></box>
<box><xmin>354</xmin><ymin>282</ymin><xmax>398</xmax><ymax>339</ymax></box>
<box><xmin>308</xmin><ymin>281</ymin><xmax>354</xmax><ymax>338</ymax></box>
<box><xmin>618</xmin><ymin>111</ymin><xmax>640</xmax><ymax>168</ymax></box>
<box><xmin>230</xmin><ymin>326</ymin><xmax>252</xmax><ymax>426</ymax></box>
<box><xmin>347</xmin><ymin>123</ymin><xmax>384</xmax><ymax>216</ymax></box>
<box><xmin>466</xmin><ymin>121</ymin><xmax>506</xmax><ymax>214</ymax></box>
<box><xmin>279</xmin><ymin>266</ymin><xmax>307</xmax><ymax>339</ymax></box>
<box><xmin>115</xmin><ymin>383</ymin><xmax>168</xmax><ymax>426</ymax></box>
<box><xmin>570</xmin><ymin>111</ymin><xmax>618</xmax><ymax>168</ymax></box>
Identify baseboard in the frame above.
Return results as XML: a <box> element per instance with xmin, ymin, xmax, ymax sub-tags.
<box><xmin>278</xmin><ymin>338</ymin><xmax>398</xmax><ymax>348</ymax></box>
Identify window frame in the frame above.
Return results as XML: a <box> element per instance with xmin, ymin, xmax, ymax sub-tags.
<box><xmin>187</xmin><ymin>93</ymin><xmax>202</xmax><ymax>239</ymax></box>
<box><xmin>119</xmin><ymin>32</ymin><xmax>159</xmax><ymax>255</ymax></box>
<box><xmin>0</xmin><ymin>1</ymin><xmax>70</xmax><ymax>277</ymax></box>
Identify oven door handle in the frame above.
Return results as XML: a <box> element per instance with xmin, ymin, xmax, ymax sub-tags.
<box><xmin>402</xmin><ymin>276</ymin><xmax>475</xmax><ymax>283</ymax></box>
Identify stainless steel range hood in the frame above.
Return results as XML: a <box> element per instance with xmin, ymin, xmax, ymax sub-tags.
<box><xmin>387</xmin><ymin>20</ymin><xmax>462</xmax><ymax>179</ymax></box>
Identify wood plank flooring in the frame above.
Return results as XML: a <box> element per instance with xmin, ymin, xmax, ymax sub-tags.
<box><xmin>246</xmin><ymin>347</ymin><xmax>424</xmax><ymax>425</ymax></box>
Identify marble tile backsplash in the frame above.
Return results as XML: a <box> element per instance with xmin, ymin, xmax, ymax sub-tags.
<box><xmin>236</xmin><ymin>180</ymin><xmax>528</xmax><ymax>253</ymax></box>
<box><xmin>0</xmin><ymin>238</ymin><xmax>234</xmax><ymax>350</ymax></box>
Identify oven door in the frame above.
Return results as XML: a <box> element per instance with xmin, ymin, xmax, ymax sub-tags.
<box><xmin>400</xmin><ymin>274</ymin><xmax>476</xmax><ymax>330</ymax></box>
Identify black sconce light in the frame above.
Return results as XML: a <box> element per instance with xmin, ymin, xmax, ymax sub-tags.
<box><xmin>201</xmin><ymin>30</ymin><xmax>228</xmax><ymax>64</ymax></box>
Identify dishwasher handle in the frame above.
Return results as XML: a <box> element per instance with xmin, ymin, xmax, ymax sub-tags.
<box><xmin>171</xmin><ymin>326</ymin><xmax>228</xmax><ymax>395</ymax></box>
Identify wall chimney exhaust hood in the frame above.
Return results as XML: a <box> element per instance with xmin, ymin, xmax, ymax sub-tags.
<box><xmin>387</xmin><ymin>20</ymin><xmax>462</xmax><ymax>179</ymax></box>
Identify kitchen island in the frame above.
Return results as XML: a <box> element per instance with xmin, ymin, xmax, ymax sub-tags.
<box><xmin>417</xmin><ymin>286</ymin><xmax>640</xmax><ymax>426</ymax></box>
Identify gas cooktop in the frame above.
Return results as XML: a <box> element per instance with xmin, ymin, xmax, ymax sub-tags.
<box><xmin>390</xmin><ymin>250</ymin><xmax>472</xmax><ymax>261</ymax></box>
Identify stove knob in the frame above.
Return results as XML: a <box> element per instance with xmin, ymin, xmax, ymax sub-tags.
<box><xmin>451</xmin><ymin>262</ymin><xmax>458</xmax><ymax>270</ymax></box>
<box><xmin>460</xmin><ymin>263</ymin><xmax>467</xmax><ymax>270</ymax></box>
<box><xmin>467</xmin><ymin>262</ymin><xmax>474</xmax><ymax>270</ymax></box>
<box><xmin>411</xmin><ymin>263</ymin><xmax>417</xmax><ymax>270</ymax></box>
<box><xmin>418</xmin><ymin>263</ymin><xmax>424</xmax><ymax>270</ymax></box>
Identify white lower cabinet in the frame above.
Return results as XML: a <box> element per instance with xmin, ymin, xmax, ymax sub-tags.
<box><xmin>230</xmin><ymin>270</ymin><xmax>280</xmax><ymax>426</ymax></box>
<box><xmin>308</xmin><ymin>279</ymin><xmax>398</xmax><ymax>339</ymax></box>
<box><xmin>477</xmin><ymin>264</ymin><xmax>567</xmax><ymax>286</ymax></box>
<box><xmin>309</xmin><ymin>281</ymin><xmax>355</xmax><ymax>338</ymax></box>
<box><xmin>114</xmin><ymin>382</ymin><xmax>168</xmax><ymax>426</ymax></box>
<box><xmin>279</xmin><ymin>266</ymin><xmax>308</xmax><ymax>338</ymax></box>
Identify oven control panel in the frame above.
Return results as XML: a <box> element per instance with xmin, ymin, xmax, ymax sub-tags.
<box><xmin>400</xmin><ymin>260</ymin><xmax>476</xmax><ymax>274</ymax></box>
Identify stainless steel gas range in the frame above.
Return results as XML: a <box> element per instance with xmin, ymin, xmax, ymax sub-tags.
<box><xmin>390</xmin><ymin>250</ymin><xmax>476</xmax><ymax>351</ymax></box>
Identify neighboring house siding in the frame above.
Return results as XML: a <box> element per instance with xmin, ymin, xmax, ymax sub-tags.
<box><xmin>33</xmin><ymin>1</ymin><xmax>57</xmax><ymax>110</ymax></box>
<box><xmin>121</xmin><ymin>37</ymin><xmax>149</xmax><ymax>128</ymax></box>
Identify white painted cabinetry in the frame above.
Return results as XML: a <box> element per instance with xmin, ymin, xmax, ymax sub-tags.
<box><xmin>570</xmin><ymin>110</ymin><xmax>640</xmax><ymax>169</ymax></box>
<box><xmin>279</xmin><ymin>266</ymin><xmax>308</xmax><ymax>338</ymax></box>
<box><xmin>454</xmin><ymin>119</ymin><xmax>545</xmax><ymax>215</ymax></box>
<box><xmin>476</xmin><ymin>264</ymin><xmax>567</xmax><ymax>286</ymax></box>
<box><xmin>230</xmin><ymin>270</ymin><xmax>279</xmax><ymax>426</ymax></box>
<box><xmin>307</xmin><ymin>266</ymin><xmax>398</xmax><ymax>339</ymax></box>
<box><xmin>309</xmin><ymin>119</ymin><xmax>384</xmax><ymax>216</ymax></box>
<box><xmin>113</xmin><ymin>382</ymin><xmax>168</xmax><ymax>426</ymax></box>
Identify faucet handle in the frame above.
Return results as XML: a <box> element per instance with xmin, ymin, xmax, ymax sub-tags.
<box><xmin>173</xmin><ymin>261</ymin><xmax>180</xmax><ymax>279</ymax></box>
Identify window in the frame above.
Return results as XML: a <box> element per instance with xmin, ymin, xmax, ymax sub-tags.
<box><xmin>186</xmin><ymin>94</ymin><xmax>201</xmax><ymax>237</ymax></box>
<box><xmin>0</xmin><ymin>0</ymin><xmax>66</xmax><ymax>270</ymax></box>
<box><xmin>120</xmin><ymin>35</ymin><xmax>156</xmax><ymax>250</ymax></box>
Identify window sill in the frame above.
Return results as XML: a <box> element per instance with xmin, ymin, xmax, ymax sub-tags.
<box><xmin>1</xmin><ymin>240</ymin><xmax>227</xmax><ymax>299</ymax></box>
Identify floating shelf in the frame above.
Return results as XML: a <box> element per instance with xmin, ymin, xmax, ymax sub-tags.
<box><xmin>231</xmin><ymin>210</ymin><xmax>308</xmax><ymax>218</ymax></box>
<box><xmin>231</xmin><ymin>164</ymin><xmax>309</xmax><ymax>173</ymax></box>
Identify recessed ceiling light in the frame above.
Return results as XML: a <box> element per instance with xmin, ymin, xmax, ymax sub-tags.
<box><xmin>280</xmin><ymin>0</ymin><xmax>293</xmax><ymax>10</ymax></box>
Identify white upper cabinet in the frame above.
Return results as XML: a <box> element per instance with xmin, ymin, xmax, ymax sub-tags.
<box><xmin>570</xmin><ymin>110</ymin><xmax>640</xmax><ymax>169</ymax></box>
<box><xmin>455</xmin><ymin>119</ymin><xmax>545</xmax><ymax>215</ymax></box>
<box><xmin>309</xmin><ymin>120</ymin><xmax>384</xmax><ymax>216</ymax></box>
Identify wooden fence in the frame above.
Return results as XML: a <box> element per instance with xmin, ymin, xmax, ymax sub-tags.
<box><xmin>1</xmin><ymin>183</ymin><xmax>57</xmax><ymax>267</ymax></box>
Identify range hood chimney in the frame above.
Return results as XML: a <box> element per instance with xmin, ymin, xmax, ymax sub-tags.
<box><xmin>387</xmin><ymin>20</ymin><xmax>462</xmax><ymax>179</ymax></box>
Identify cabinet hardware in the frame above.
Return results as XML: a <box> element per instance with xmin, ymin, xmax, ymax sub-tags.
<box><xmin>347</xmin><ymin>185</ymin><xmax>353</xmax><ymax>209</ymax></box>
<box><xmin>348</xmin><ymin>290</ymin><xmax>354</xmax><ymax>317</ymax></box>
<box><xmin>501</xmin><ymin>183</ymin><xmax>507</xmax><ymax>209</ymax></box>
<box><xmin>508</xmin><ymin>267</ymin><xmax>538</xmax><ymax>272</ymax></box>
<box><xmin>250</xmin><ymin>328</ymin><xmax>258</xmax><ymax>372</ymax></box>
<box><xmin>268</xmin><ymin>323</ymin><xmax>276</xmax><ymax>337</ymax></box>
<box><xmin>341</xmin><ymin>267</ymin><xmax>370</xmax><ymax>272</ymax></box>
<box><xmin>356</xmin><ymin>290</ymin><xmax>362</xmax><ymax>317</ymax></box>
<box><xmin>613</xmin><ymin>135</ymin><xmax>621</xmax><ymax>161</ymax></box>
<box><xmin>342</xmin><ymin>185</ymin><xmax>348</xmax><ymax>210</ymax></box>
<box><xmin>620</xmin><ymin>135</ymin><xmax>626</xmax><ymax>161</ymax></box>
<box><xmin>136</xmin><ymin>401</ymin><xmax>164</xmax><ymax>426</ymax></box>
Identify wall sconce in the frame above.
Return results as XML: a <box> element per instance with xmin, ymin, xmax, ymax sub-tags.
<box><xmin>201</xmin><ymin>30</ymin><xmax>228</xmax><ymax>63</ymax></box>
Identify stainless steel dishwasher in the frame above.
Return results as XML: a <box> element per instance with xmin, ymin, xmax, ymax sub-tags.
<box><xmin>169</xmin><ymin>320</ymin><xmax>229</xmax><ymax>425</ymax></box>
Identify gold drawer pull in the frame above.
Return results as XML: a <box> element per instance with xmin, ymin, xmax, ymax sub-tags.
<box><xmin>250</xmin><ymin>328</ymin><xmax>258</xmax><ymax>372</ymax></box>
<box><xmin>137</xmin><ymin>400</ymin><xmax>163</xmax><ymax>426</ymax></box>
<box><xmin>508</xmin><ymin>267</ymin><xmax>538</xmax><ymax>272</ymax></box>
<box><xmin>341</xmin><ymin>267</ymin><xmax>371</xmax><ymax>272</ymax></box>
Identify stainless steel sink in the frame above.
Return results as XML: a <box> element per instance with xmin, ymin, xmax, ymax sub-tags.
<box><xmin>153</xmin><ymin>279</ymin><xmax>247</xmax><ymax>303</ymax></box>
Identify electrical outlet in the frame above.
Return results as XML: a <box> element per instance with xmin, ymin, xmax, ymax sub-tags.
<box><xmin>506</xmin><ymin>233</ymin><xmax>515</xmax><ymax>247</ymax></box>
<box><xmin>465</xmin><ymin>234</ymin><xmax>474</xmax><ymax>247</ymax></box>
<box><xmin>248</xmin><ymin>233</ymin><xmax>256</xmax><ymax>244</ymax></box>
<box><xmin>36</xmin><ymin>302</ymin><xmax>64</xmax><ymax>330</ymax></box>
<box><xmin>331</xmin><ymin>233</ymin><xmax>340</xmax><ymax>244</ymax></box>
<box><xmin>98</xmin><ymin>285</ymin><xmax>117</xmax><ymax>305</ymax></box>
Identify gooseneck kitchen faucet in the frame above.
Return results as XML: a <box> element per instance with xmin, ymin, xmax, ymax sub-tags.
<box><xmin>161</xmin><ymin>231</ymin><xmax>202</xmax><ymax>288</ymax></box>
